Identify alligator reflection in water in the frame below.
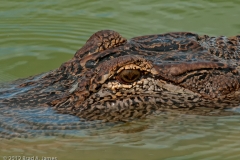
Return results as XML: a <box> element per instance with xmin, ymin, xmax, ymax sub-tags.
<box><xmin>0</xmin><ymin>30</ymin><xmax>240</xmax><ymax>139</ymax></box>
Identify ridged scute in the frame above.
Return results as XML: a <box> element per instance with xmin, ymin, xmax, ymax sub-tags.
<box><xmin>1</xmin><ymin>30</ymin><xmax>240</xmax><ymax>122</ymax></box>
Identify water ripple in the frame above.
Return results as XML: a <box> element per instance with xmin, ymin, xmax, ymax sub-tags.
<box><xmin>1</xmin><ymin>0</ymin><xmax>240</xmax><ymax>159</ymax></box>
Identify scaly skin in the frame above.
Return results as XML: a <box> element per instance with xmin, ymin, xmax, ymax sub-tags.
<box><xmin>1</xmin><ymin>30</ymin><xmax>240</xmax><ymax>123</ymax></box>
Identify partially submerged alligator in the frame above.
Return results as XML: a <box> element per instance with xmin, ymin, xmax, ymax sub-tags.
<box><xmin>1</xmin><ymin>30</ymin><xmax>240</xmax><ymax>123</ymax></box>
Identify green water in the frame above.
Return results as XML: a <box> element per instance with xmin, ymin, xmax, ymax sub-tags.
<box><xmin>1</xmin><ymin>0</ymin><xmax>240</xmax><ymax>159</ymax></box>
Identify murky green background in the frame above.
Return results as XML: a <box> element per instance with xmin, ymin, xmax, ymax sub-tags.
<box><xmin>1</xmin><ymin>0</ymin><xmax>240</xmax><ymax>159</ymax></box>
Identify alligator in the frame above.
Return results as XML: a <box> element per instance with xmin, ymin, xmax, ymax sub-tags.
<box><xmin>1</xmin><ymin>30</ymin><xmax>240</xmax><ymax>126</ymax></box>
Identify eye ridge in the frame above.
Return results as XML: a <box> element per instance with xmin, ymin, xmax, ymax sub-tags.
<box><xmin>117</xmin><ymin>69</ymin><xmax>141</xmax><ymax>84</ymax></box>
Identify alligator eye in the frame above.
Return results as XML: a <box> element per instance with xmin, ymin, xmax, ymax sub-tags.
<box><xmin>117</xmin><ymin>69</ymin><xmax>141</xmax><ymax>84</ymax></box>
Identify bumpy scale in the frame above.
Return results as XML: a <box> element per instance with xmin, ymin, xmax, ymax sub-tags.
<box><xmin>1</xmin><ymin>30</ymin><xmax>240</xmax><ymax>122</ymax></box>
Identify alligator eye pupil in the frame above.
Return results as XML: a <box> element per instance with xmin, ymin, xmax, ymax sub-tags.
<box><xmin>118</xmin><ymin>69</ymin><xmax>141</xmax><ymax>83</ymax></box>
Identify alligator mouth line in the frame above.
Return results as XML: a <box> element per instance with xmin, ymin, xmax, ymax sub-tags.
<box><xmin>0</xmin><ymin>30</ymin><xmax>239</xmax><ymax>124</ymax></box>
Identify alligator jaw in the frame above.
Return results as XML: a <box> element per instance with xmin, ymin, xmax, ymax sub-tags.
<box><xmin>1</xmin><ymin>30</ymin><xmax>240</xmax><ymax>122</ymax></box>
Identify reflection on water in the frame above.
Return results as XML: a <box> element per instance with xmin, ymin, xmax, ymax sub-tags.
<box><xmin>1</xmin><ymin>0</ymin><xmax>240</xmax><ymax>159</ymax></box>
<box><xmin>1</xmin><ymin>113</ymin><xmax>240</xmax><ymax>159</ymax></box>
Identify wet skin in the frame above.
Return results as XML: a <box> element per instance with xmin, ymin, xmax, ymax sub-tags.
<box><xmin>1</xmin><ymin>30</ymin><xmax>240</xmax><ymax>123</ymax></box>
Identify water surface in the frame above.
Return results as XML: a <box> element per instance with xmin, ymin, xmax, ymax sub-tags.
<box><xmin>1</xmin><ymin>0</ymin><xmax>240</xmax><ymax>159</ymax></box>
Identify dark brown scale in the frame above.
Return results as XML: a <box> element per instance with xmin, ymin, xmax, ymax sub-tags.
<box><xmin>0</xmin><ymin>30</ymin><xmax>240</xmax><ymax>139</ymax></box>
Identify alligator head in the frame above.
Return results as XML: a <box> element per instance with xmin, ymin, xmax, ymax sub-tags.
<box><xmin>1</xmin><ymin>30</ymin><xmax>240</xmax><ymax>122</ymax></box>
